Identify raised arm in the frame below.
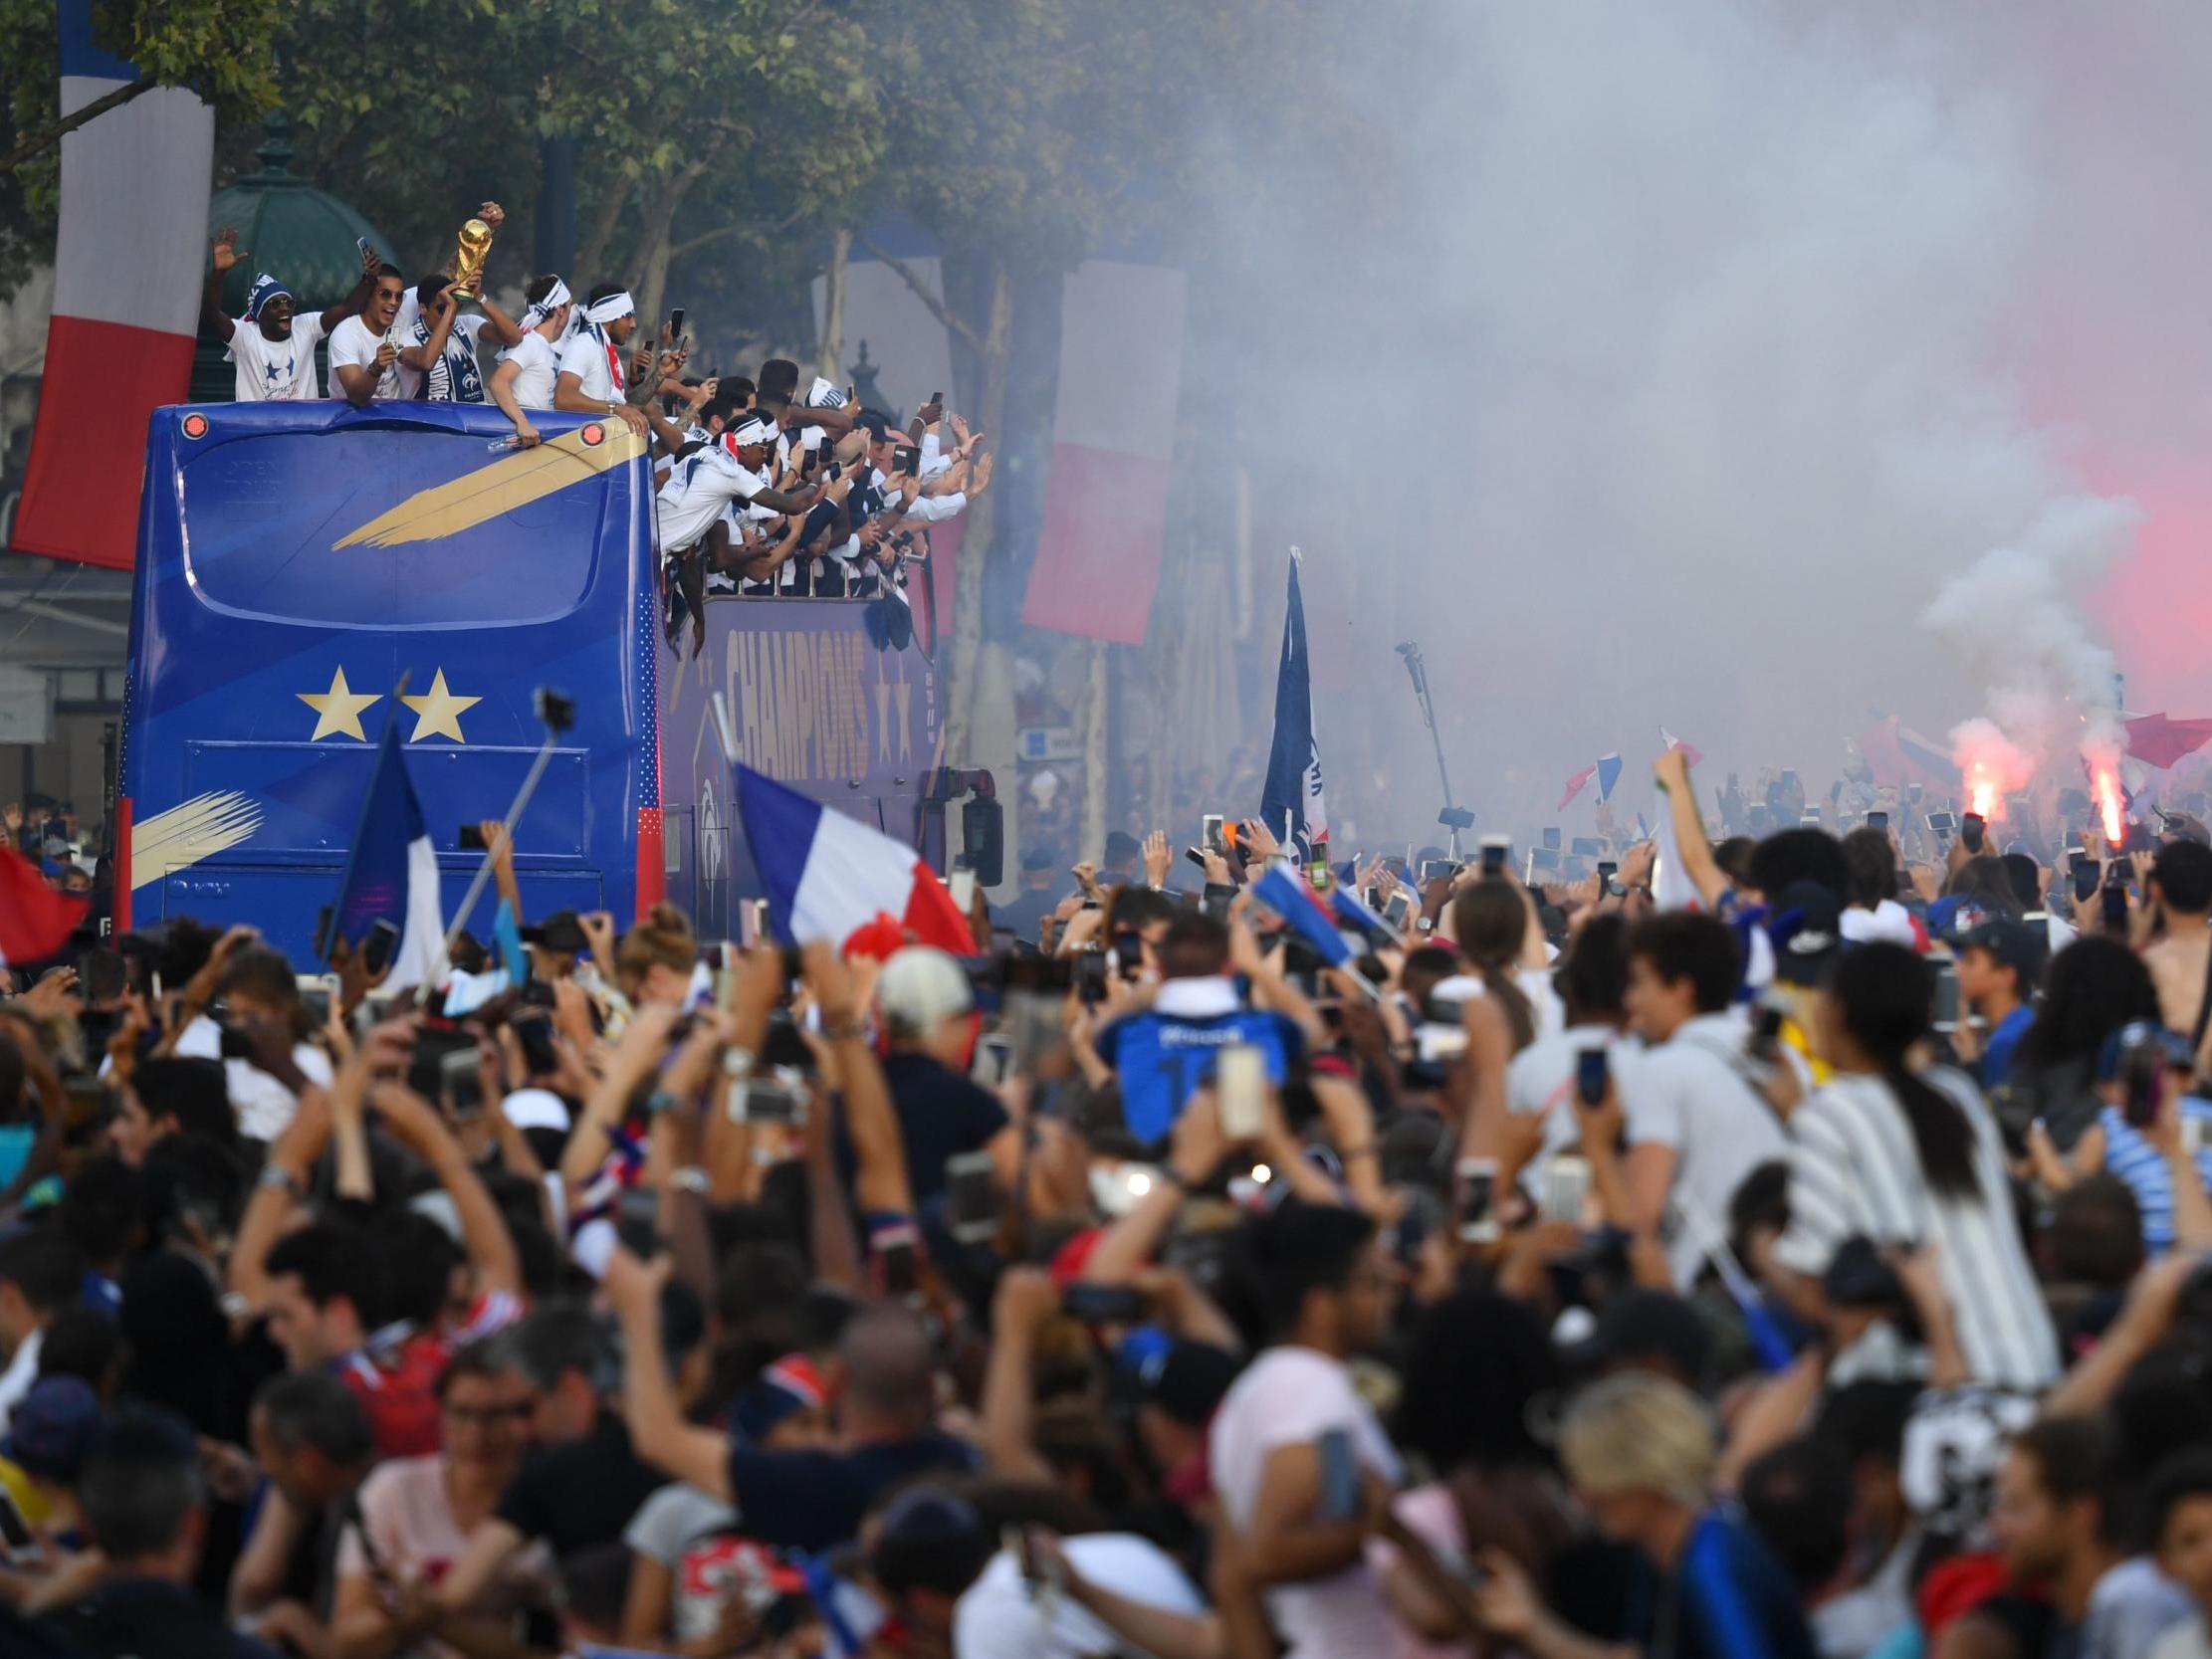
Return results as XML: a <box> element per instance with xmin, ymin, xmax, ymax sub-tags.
<box><xmin>318</xmin><ymin>239</ymin><xmax>382</xmax><ymax>333</ymax></box>
<box><xmin>1655</xmin><ymin>748</ymin><xmax>1729</xmax><ymax>908</ymax></box>
<box><xmin>368</xmin><ymin>1080</ymin><xmax>522</xmax><ymax>1301</ymax></box>
<box><xmin>202</xmin><ymin>229</ymin><xmax>242</xmax><ymax>344</ymax></box>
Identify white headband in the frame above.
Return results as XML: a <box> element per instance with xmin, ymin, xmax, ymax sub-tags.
<box><xmin>727</xmin><ymin>414</ymin><xmax>777</xmax><ymax>447</ymax></box>
<box><xmin>583</xmin><ymin>291</ymin><xmax>635</xmax><ymax>326</ymax></box>
<box><xmin>523</xmin><ymin>278</ymin><xmax>570</xmax><ymax>328</ymax></box>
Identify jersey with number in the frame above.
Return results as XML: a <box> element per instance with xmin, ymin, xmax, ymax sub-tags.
<box><xmin>1092</xmin><ymin>1001</ymin><xmax>1304</xmax><ymax>1144</ymax></box>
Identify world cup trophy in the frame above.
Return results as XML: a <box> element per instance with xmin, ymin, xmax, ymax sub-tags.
<box><xmin>449</xmin><ymin>217</ymin><xmax>494</xmax><ymax>301</ymax></box>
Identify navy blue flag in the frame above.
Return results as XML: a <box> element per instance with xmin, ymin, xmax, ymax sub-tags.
<box><xmin>1259</xmin><ymin>549</ymin><xmax>1328</xmax><ymax>859</ymax></box>
<box><xmin>325</xmin><ymin>708</ymin><xmax>446</xmax><ymax>989</ymax></box>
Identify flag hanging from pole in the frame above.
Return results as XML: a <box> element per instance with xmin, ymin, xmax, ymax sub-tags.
<box><xmin>1259</xmin><ymin>549</ymin><xmax>1327</xmax><ymax>860</ymax></box>
<box><xmin>13</xmin><ymin>0</ymin><xmax>214</xmax><ymax>568</ymax></box>
<box><xmin>1558</xmin><ymin>752</ymin><xmax>1623</xmax><ymax>811</ymax></box>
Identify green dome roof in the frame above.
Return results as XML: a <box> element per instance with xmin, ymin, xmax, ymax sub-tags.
<box><xmin>192</xmin><ymin>113</ymin><xmax>398</xmax><ymax>400</ymax></box>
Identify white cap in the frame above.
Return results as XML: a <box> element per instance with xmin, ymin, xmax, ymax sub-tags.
<box><xmin>877</xmin><ymin>945</ymin><xmax>974</xmax><ymax>1036</ymax></box>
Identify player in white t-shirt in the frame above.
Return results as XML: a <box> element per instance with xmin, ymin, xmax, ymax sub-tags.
<box><xmin>200</xmin><ymin>228</ymin><xmax>380</xmax><ymax>403</ymax></box>
<box><xmin>400</xmin><ymin>275</ymin><xmax>525</xmax><ymax>403</ymax></box>
<box><xmin>327</xmin><ymin>265</ymin><xmax>416</xmax><ymax>404</ymax></box>
<box><xmin>488</xmin><ymin>275</ymin><xmax>575</xmax><ymax>446</ymax></box>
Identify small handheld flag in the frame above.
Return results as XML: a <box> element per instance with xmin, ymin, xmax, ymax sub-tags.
<box><xmin>1251</xmin><ymin>866</ymin><xmax>1354</xmax><ymax>968</ymax></box>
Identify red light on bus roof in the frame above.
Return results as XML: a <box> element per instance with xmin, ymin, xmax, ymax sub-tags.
<box><xmin>581</xmin><ymin>422</ymin><xmax>605</xmax><ymax>447</ymax></box>
<box><xmin>181</xmin><ymin>413</ymin><xmax>209</xmax><ymax>439</ymax></box>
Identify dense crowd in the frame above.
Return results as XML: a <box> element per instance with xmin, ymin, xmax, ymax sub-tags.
<box><xmin>9</xmin><ymin>742</ymin><xmax>2212</xmax><ymax>1659</ymax></box>
<box><xmin>201</xmin><ymin>209</ymin><xmax>992</xmax><ymax>650</ymax></box>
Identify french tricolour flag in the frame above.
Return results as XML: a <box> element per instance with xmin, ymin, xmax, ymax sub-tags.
<box><xmin>14</xmin><ymin>0</ymin><xmax>213</xmax><ymax>569</ymax></box>
<box><xmin>324</xmin><ymin>715</ymin><xmax>446</xmax><ymax>991</ymax></box>
<box><xmin>736</xmin><ymin>765</ymin><xmax>972</xmax><ymax>956</ymax></box>
<box><xmin>1558</xmin><ymin>753</ymin><xmax>1623</xmax><ymax>811</ymax></box>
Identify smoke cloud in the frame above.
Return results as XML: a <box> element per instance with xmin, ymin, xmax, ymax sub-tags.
<box><xmin>1198</xmin><ymin>2</ymin><xmax>2195</xmax><ymax>841</ymax></box>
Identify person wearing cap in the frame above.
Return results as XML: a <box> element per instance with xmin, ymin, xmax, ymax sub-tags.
<box><xmin>995</xmin><ymin>848</ymin><xmax>1072</xmax><ymax>949</ymax></box>
<box><xmin>202</xmin><ymin>227</ymin><xmax>379</xmax><ymax>403</ymax></box>
<box><xmin>1955</xmin><ymin>919</ymin><xmax>2041</xmax><ymax>1088</ymax></box>
<box><xmin>868</xmin><ymin>945</ymin><xmax>1020</xmax><ymax>1208</ymax></box>
<box><xmin>2</xmin><ymin>1374</ymin><xmax>100</xmax><ymax>1558</ymax></box>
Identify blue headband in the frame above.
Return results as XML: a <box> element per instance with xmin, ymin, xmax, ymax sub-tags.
<box><xmin>245</xmin><ymin>274</ymin><xmax>293</xmax><ymax>319</ymax></box>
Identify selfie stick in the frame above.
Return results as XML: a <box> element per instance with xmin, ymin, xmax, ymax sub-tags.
<box><xmin>1395</xmin><ymin>642</ymin><xmax>1463</xmax><ymax>859</ymax></box>
<box><xmin>441</xmin><ymin>691</ymin><xmax>570</xmax><ymax>956</ymax></box>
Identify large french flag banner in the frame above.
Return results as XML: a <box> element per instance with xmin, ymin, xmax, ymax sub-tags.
<box><xmin>1020</xmin><ymin>260</ymin><xmax>1188</xmax><ymax>645</ymax></box>
<box><xmin>14</xmin><ymin>0</ymin><xmax>213</xmax><ymax>569</ymax></box>
<box><xmin>735</xmin><ymin>764</ymin><xmax>972</xmax><ymax>957</ymax></box>
<box><xmin>324</xmin><ymin>716</ymin><xmax>446</xmax><ymax>991</ymax></box>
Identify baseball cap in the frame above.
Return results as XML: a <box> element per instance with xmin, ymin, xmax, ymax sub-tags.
<box><xmin>1136</xmin><ymin>1340</ymin><xmax>1242</xmax><ymax>1426</ymax></box>
<box><xmin>876</xmin><ymin>945</ymin><xmax>974</xmax><ymax>1035</ymax></box>
<box><xmin>1768</xmin><ymin>881</ymin><xmax>1843</xmax><ymax>987</ymax></box>
<box><xmin>522</xmin><ymin>909</ymin><xmax>588</xmax><ymax>953</ymax></box>
<box><xmin>1960</xmin><ymin>919</ymin><xmax>2040</xmax><ymax>980</ymax></box>
<box><xmin>1569</xmin><ymin>1288</ymin><xmax>1712</xmax><ymax>1386</ymax></box>
<box><xmin>731</xmin><ymin>1352</ymin><xmax>828</xmax><ymax>1443</ymax></box>
<box><xmin>4</xmin><ymin>1375</ymin><xmax>102</xmax><ymax>1484</ymax></box>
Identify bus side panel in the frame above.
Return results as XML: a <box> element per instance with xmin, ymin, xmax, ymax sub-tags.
<box><xmin>657</xmin><ymin>597</ymin><xmax>946</xmax><ymax>940</ymax></box>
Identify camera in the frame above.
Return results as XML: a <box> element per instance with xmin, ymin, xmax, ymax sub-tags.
<box><xmin>534</xmin><ymin>687</ymin><xmax>575</xmax><ymax>733</ymax></box>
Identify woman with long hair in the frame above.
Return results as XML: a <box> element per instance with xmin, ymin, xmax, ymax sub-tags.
<box><xmin>1449</xmin><ymin>881</ymin><xmax>1550</xmax><ymax>1052</ymax></box>
<box><xmin>1770</xmin><ymin>942</ymin><xmax>2056</xmax><ymax>1393</ymax></box>
<box><xmin>2006</xmin><ymin>936</ymin><xmax>2163</xmax><ymax>1152</ymax></box>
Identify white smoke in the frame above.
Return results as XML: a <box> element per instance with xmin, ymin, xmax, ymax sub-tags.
<box><xmin>1921</xmin><ymin>496</ymin><xmax>2139</xmax><ymax>799</ymax></box>
<box><xmin>1193</xmin><ymin>1</ymin><xmax>2179</xmax><ymax>840</ymax></box>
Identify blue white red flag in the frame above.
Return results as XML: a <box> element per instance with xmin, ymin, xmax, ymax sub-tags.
<box><xmin>16</xmin><ymin>0</ymin><xmax>213</xmax><ymax>568</ymax></box>
<box><xmin>1251</xmin><ymin>866</ymin><xmax>1354</xmax><ymax>968</ymax></box>
<box><xmin>735</xmin><ymin>764</ymin><xmax>971</xmax><ymax>956</ymax></box>
<box><xmin>1558</xmin><ymin>752</ymin><xmax>1624</xmax><ymax>811</ymax></box>
<box><xmin>325</xmin><ymin>714</ymin><xmax>446</xmax><ymax>990</ymax></box>
<box><xmin>1259</xmin><ymin>550</ymin><xmax>1328</xmax><ymax>859</ymax></box>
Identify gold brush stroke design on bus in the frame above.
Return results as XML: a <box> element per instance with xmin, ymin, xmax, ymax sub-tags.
<box><xmin>332</xmin><ymin>424</ymin><xmax>646</xmax><ymax>549</ymax></box>
<box><xmin>131</xmin><ymin>790</ymin><xmax>264</xmax><ymax>892</ymax></box>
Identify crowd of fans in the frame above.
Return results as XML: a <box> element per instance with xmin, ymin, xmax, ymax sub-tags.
<box><xmin>201</xmin><ymin>208</ymin><xmax>994</xmax><ymax>654</ymax></box>
<box><xmin>12</xmin><ymin>742</ymin><xmax>2212</xmax><ymax>1659</ymax></box>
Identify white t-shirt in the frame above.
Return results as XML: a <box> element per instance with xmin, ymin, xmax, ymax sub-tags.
<box><xmin>657</xmin><ymin>445</ymin><xmax>766</xmax><ymax>552</ymax></box>
<box><xmin>226</xmin><ymin>311</ymin><xmax>328</xmax><ymax>401</ymax></box>
<box><xmin>1507</xmin><ymin>1023</ymin><xmax>1636</xmax><ymax>1189</ymax></box>
<box><xmin>1624</xmin><ymin>1010</ymin><xmax>1792</xmax><ymax>1288</ymax></box>
<box><xmin>498</xmin><ymin>330</ymin><xmax>560</xmax><ymax>410</ymax></box>
<box><xmin>954</xmin><ymin>1534</ymin><xmax>1206</xmax><ymax>1659</ymax></box>
<box><xmin>2150</xmin><ymin>1616</ymin><xmax>2212</xmax><ymax>1659</ymax></box>
<box><xmin>1210</xmin><ymin>1346</ymin><xmax>1400</xmax><ymax>1659</ymax></box>
<box><xmin>173</xmin><ymin>1015</ymin><xmax>335</xmax><ymax>1142</ymax></box>
<box><xmin>556</xmin><ymin>324</ymin><xmax>623</xmax><ymax>405</ymax></box>
<box><xmin>327</xmin><ymin>313</ymin><xmax>421</xmax><ymax>401</ymax></box>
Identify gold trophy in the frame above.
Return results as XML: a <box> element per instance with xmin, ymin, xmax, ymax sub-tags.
<box><xmin>448</xmin><ymin>217</ymin><xmax>494</xmax><ymax>301</ymax></box>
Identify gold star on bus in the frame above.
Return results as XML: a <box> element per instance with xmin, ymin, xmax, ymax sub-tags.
<box><xmin>401</xmin><ymin>669</ymin><xmax>482</xmax><ymax>743</ymax></box>
<box><xmin>297</xmin><ymin>666</ymin><xmax>380</xmax><ymax>742</ymax></box>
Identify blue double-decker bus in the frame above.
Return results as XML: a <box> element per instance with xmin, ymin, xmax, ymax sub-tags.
<box><xmin>116</xmin><ymin>400</ymin><xmax>943</xmax><ymax>963</ymax></box>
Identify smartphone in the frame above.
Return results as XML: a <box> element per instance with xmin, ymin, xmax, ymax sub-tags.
<box><xmin>1112</xmin><ymin>930</ymin><xmax>1144</xmax><ymax>980</ymax></box>
<box><xmin>1217</xmin><ymin>1043</ymin><xmax>1266</xmax><ymax>1141</ymax></box>
<box><xmin>893</xmin><ymin>443</ymin><xmax>921</xmax><ymax>475</ymax></box>
<box><xmin>2070</xmin><ymin>849</ymin><xmax>2100</xmax><ymax>905</ymax></box>
<box><xmin>361</xmin><ymin>918</ymin><xmax>402</xmax><ymax>977</ymax></box>
<box><xmin>1928</xmin><ymin>811</ymin><xmax>1958</xmax><ymax>835</ymax></box>
<box><xmin>1419</xmin><ymin>858</ymin><xmax>1454</xmax><ymax>886</ymax></box>
<box><xmin>515</xmin><ymin>1014</ymin><xmax>558</xmax><ymax>1076</ymax></box>
<box><xmin>1478</xmin><ymin>834</ymin><xmax>1510</xmax><ymax>877</ymax></box>
<box><xmin>668</xmin><ymin>306</ymin><xmax>686</xmax><ymax>340</ymax></box>
<box><xmin>1800</xmin><ymin>809</ymin><xmax>1824</xmax><ymax>828</ymax></box>
<box><xmin>2123</xmin><ymin>1039</ymin><xmax>2164</xmax><ymax>1131</ymax></box>
<box><xmin>1202</xmin><ymin>813</ymin><xmax>1226</xmax><ymax>853</ymax></box>
<box><xmin>1596</xmin><ymin>859</ymin><xmax>1619</xmax><ymax>894</ymax></box>
<box><xmin>973</xmin><ymin>1033</ymin><xmax>1013</xmax><ymax>1088</ymax></box>
<box><xmin>1184</xmin><ymin>846</ymin><xmax>1210</xmax><ymax>872</ymax></box>
<box><xmin>1575</xmin><ymin>1047</ymin><xmax>1609</xmax><ymax>1108</ymax></box>
<box><xmin>1961</xmin><ymin>812</ymin><xmax>1987</xmax><ymax>854</ymax></box>
<box><xmin>295</xmin><ymin>973</ymin><xmax>335</xmax><ymax>1028</ymax></box>
<box><xmin>1931</xmin><ymin>960</ymin><xmax>1961</xmax><ymax>1034</ymax></box>
<box><xmin>1453</xmin><ymin>1156</ymin><xmax>1499</xmax><ymax>1243</ymax></box>
<box><xmin>439</xmin><ymin>1048</ymin><xmax>484</xmax><ymax>1120</ymax></box>
<box><xmin>458</xmin><ymin>823</ymin><xmax>490</xmax><ymax>851</ymax></box>
<box><xmin>1541</xmin><ymin>827</ymin><xmax>1562</xmax><ymax>851</ymax></box>
<box><xmin>944</xmin><ymin>1149</ymin><xmax>999</xmax><ymax>1245</ymax></box>
<box><xmin>1383</xmin><ymin>891</ymin><xmax>1414</xmax><ymax>930</ymax></box>
<box><xmin>1867</xmin><ymin>810</ymin><xmax>1888</xmax><ymax>831</ymax></box>
<box><xmin>1061</xmin><ymin>1282</ymin><xmax>1150</xmax><ymax>1324</ymax></box>
<box><xmin>2102</xmin><ymin>874</ymin><xmax>2130</xmax><ymax>932</ymax></box>
<box><xmin>1317</xmin><ymin>1427</ymin><xmax>1361</xmax><ymax>1523</ymax></box>
<box><xmin>739</xmin><ymin>898</ymin><xmax>769</xmax><ymax>949</ymax></box>
<box><xmin>949</xmin><ymin>868</ymin><xmax>978</xmax><ymax>913</ymax></box>
<box><xmin>1541</xmin><ymin>1154</ymin><xmax>1591</xmax><ymax>1225</ymax></box>
<box><xmin>880</xmin><ymin>1236</ymin><xmax>920</xmax><ymax>1300</ymax></box>
<box><xmin>735</xmin><ymin>1074</ymin><xmax>803</xmax><ymax>1127</ymax></box>
<box><xmin>1749</xmin><ymin>1000</ymin><xmax>1786</xmax><ymax>1063</ymax></box>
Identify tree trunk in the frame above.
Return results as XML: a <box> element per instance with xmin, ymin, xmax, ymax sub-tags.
<box><xmin>577</xmin><ymin>173</ymin><xmax>636</xmax><ymax>285</ymax></box>
<box><xmin>817</xmin><ymin>227</ymin><xmax>851</xmax><ymax>385</ymax></box>
<box><xmin>945</xmin><ymin>255</ymin><xmax>1012</xmax><ymax>764</ymax></box>
<box><xmin>628</xmin><ymin>166</ymin><xmax>703</xmax><ymax>339</ymax></box>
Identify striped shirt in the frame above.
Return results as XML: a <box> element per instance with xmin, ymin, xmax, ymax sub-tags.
<box><xmin>2095</xmin><ymin>1099</ymin><xmax>2212</xmax><ymax>1252</ymax></box>
<box><xmin>1775</xmin><ymin>1069</ymin><xmax>2056</xmax><ymax>1393</ymax></box>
